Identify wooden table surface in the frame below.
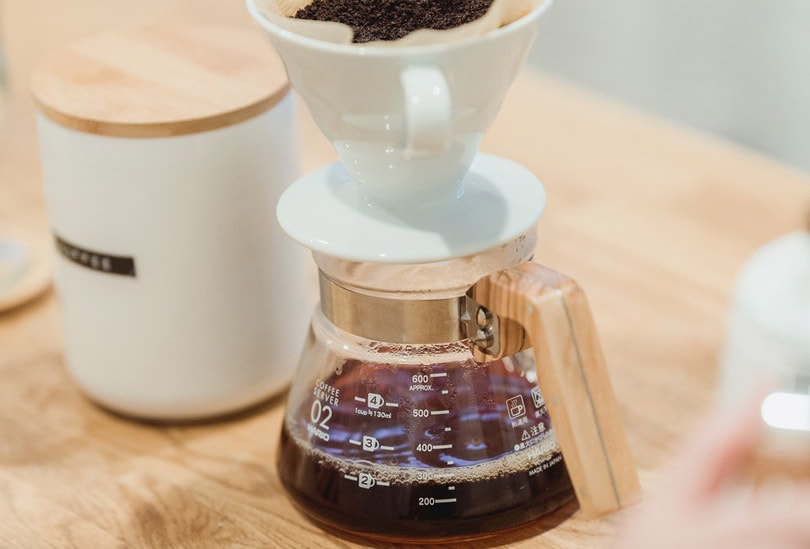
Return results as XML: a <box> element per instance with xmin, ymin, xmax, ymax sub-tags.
<box><xmin>3</xmin><ymin>2</ymin><xmax>810</xmax><ymax>548</ymax></box>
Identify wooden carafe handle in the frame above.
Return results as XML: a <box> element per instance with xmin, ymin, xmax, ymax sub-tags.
<box><xmin>469</xmin><ymin>262</ymin><xmax>642</xmax><ymax>518</ymax></box>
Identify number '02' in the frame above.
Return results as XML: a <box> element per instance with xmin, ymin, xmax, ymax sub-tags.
<box><xmin>310</xmin><ymin>400</ymin><xmax>333</xmax><ymax>430</ymax></box>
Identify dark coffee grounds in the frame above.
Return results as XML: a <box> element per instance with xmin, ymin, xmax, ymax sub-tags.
<box><xmin>294</xmin><ymin>0</ymin><xmax>496</xmax><ymax>43</ymax></box>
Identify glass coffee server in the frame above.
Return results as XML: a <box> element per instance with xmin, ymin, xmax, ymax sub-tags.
<box><xmin>247</xmin><ymin>0</ymin><xmax>641</xmax><ymax>541</ymax></box>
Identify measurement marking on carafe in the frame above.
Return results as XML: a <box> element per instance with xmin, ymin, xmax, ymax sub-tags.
<box><xmin>356</xmin><ymin>393</ymin><xmax>398</xmax><ymax>409</ymax></box>
<box><xmin>448</xmin><ymin>486</ymin><xmax>456</xmax><ymax>491</ymax></box>
<box><xmin>444</xmin><ymin>427</ymin><xmax>452</xmax><ymax>431</ymax></box>
<box><xmin>344</xmin><ymin>472</ymin><xmax>389</xmax><ymax>489</ymax></box>
<box><xmin>350</xmin><ymin>435</ymin><xmax>395</xmax><ymax>451</ymax></box>
<box><xmin>441</xmin><ymin>390</ymin><xmax>449</xmax><ymax>394</ymax></box>
<box><xmin>433</xmin><ymin>444</ymin><xmax>453</xmax><ymax>450</ymax></box>
<box><xmin>431</xmin><ymin>410</ymin><xmax>450</xmax><ymax>416</ymax></box>
<box><xmin>429</xmin><ymin>372</ymin><xmax>447</xmax><ymax>378</ymax></box>
<box><xmin>418</xmin><ymin>495</ymin><xmax>457</xmax><ymax>506</ymax></box>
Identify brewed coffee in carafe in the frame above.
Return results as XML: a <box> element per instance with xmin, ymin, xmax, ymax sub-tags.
<box><xmin>279</xmin><ymin>350</ymin><xmax>574</xmax><ymax>539</ymax></box>
<box><xmin>247</xmin><ymin>0</ymin><xmax>641</xmax><ymax>541</ymax></box>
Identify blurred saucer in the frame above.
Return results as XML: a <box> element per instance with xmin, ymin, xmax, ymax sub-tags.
<box><xmin>0</xmin><ymin>226</ymin><xmax>51</xmax><ymax>312</ymax></box>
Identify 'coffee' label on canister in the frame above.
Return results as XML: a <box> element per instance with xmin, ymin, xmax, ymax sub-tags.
<box><xmin>54</xmin><ymin>234</ymin><xmax>137</xmax><ymax>277</ymax></box>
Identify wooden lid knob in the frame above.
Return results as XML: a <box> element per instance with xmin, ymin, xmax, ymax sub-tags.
<box><xmin>31</xmin><ymin>24</ymin><xmax>289</xmax><ymax>138</ymax></box>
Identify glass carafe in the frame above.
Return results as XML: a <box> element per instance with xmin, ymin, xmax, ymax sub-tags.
<box><xmin>277</xmin><ymin>233</ymin><xmax>577</xmax><ymax>542</ymax></box>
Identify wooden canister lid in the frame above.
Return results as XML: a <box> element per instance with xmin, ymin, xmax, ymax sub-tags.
<box><xmin>31</xmin><ymin>25</ymin><xmax>290</xmax><ymax>138</ymax></box>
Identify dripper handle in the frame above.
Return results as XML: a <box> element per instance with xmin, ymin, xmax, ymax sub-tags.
<box><xmin>400</xmin><ymin>66</ymin><xmax>451</xmax><ymax>156</ymax></box>
<box><xmin>469</xmin><ymin>262</ymin><xmax>642</xmax><ymax>518</ymax></box>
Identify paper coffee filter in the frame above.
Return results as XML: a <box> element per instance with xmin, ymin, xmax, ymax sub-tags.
<box><xmin>253</xmin><ymin>0</ymin><xmax>550</xmax><ymax>46</ymax></box>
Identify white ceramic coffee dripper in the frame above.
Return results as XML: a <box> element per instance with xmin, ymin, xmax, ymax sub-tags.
<box><xmin>246</xmin><ymin>0</ymin><xmax>552</xmax><ymax>262</ymax></box>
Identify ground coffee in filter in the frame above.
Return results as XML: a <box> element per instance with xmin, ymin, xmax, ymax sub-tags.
<box><xmin>294</xmin><ymin>0</ymin><xmax>496</xmax><ymax>43</ymax></box>
<box><xmin>254</xmin><ymin>0</ymin><xmax>548</xmax><ymax>46</ymax></box>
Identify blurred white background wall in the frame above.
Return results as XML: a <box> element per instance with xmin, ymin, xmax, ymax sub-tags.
<box><xmin>529</xmin><ymin>0</ymin><xmax>810</xmax><ymax>174</ymax></box>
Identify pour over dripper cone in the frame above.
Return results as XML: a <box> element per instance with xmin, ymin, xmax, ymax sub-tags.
<box><xmin>246</xmin><ymin>0</ymin><xmax>551</xmax><ymax>207</ymax></box>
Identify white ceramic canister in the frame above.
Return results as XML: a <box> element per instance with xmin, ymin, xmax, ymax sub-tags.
<box><xmin>31</xmin><ymin>25</ymin><xmax>311</xmax><ymax>421</ymax></box>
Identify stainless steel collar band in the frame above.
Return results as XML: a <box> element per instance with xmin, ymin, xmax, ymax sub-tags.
<box><xmin>318</xmin><ymin>271</ymin><xmax>528</xmax><ymax>358</ymax></box>
<box><xmin>318</xmin><ymin>272</ymin><xmax>464</xmax><ymax>344</ymax></box>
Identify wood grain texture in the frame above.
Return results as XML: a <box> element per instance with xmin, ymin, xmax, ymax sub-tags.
<box><xmin>470</xmin><ymin>263</ymin><xmax>642</xmax><ymax>517</ymax></box>
<box><xmin>3</xmin><ymin>1</ymin><xmax>810</xmax><ymax>547</ymax></box>
<box><xmin>30</xmin><ymin>24</ymin><xmax>289</xmax><ymax>137</ymax></box>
